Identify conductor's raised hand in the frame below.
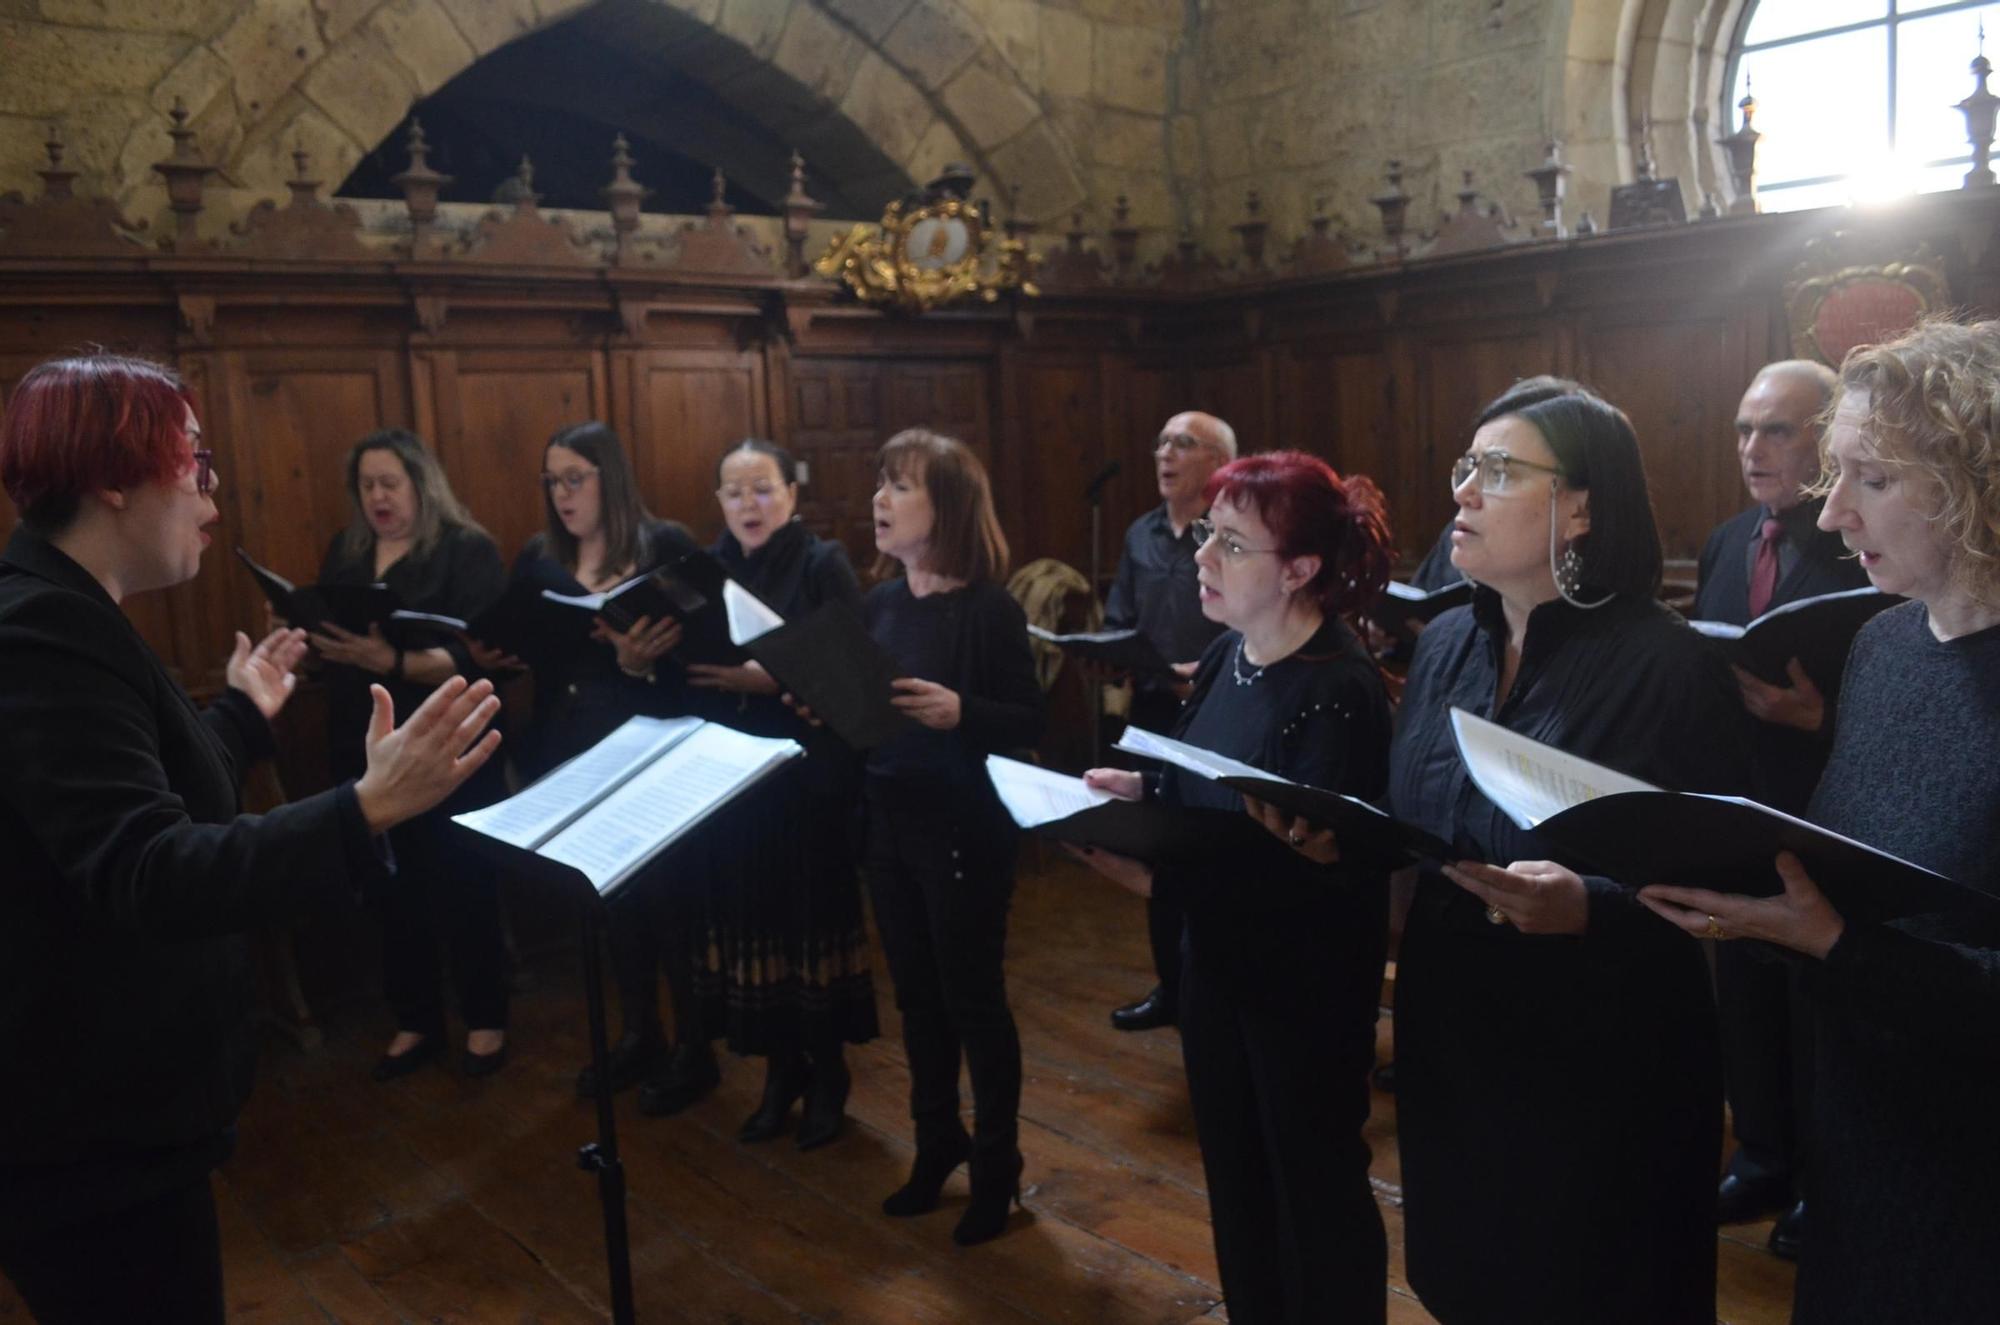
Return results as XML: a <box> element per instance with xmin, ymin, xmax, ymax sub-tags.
<box><xmin>352</xmin><ymin>676</ymin><xmax>503</xmax><ymax>835</ymax></box>
<box><xmin>1063</xmin><ymin>843</ymin><xmax>1154</xmax><ymax>898</ymax></box>
<box><xmin>1244</xmin><ymin>795</ymin><xmax>1340</xmax><ymax>865</ymax></box>
<box><xmin>1637</xmin><ymin>851</ymin><xmax>1845</xmax><ymax>959</ymax></box>
<box><xmin>1441</xmin><ymin>858</ymin><xmax>1589</xmax><ymax>935</ymax></box>
<box><xmin>592</xmin><ymin>614</ymin><xmax>681</xmax><ymax>677</ymax></box>
<box><xmin>890</xmin><ymin>677</ymin><xmax>961</xmax><ymax>730</ymax></box>
<box><xmin>1732</xmin><ymin>658</ymin><xmax>1825</xmax><ymax>733</ymax></box>
<box><xmin>227</xmin><ymin>626</ymin><xmax>309</xmax><ymax>721</ymax></box>
<box><xmin>1081</xmin><ymin>768</ymin><xmax>1143</xmax><ymax>802</ymax></box>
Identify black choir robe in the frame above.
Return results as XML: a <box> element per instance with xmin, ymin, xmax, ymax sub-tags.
<box><xmin>1387</xmin><ymin>588</ymin><xmax>1754</xmax><ymax>1325</ymax></box>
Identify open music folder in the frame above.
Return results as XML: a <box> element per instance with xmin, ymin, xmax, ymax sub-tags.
<box><xmin>1366</xmin><ymin>577</ymin><xmax>1473</xmax><ymax>647</ymax></box>
<box><xmin>237</xmin><ymin>547</ymin><xmax>401</xmax><ymax>637</ymax></box>
<box><xmin>452</xmin><ymin>715</ymin><xmax>802</xmax><ymax>896</ymax></box>
<box><xmin>721</xmin><ymin>581</ymin><xmax>914</xmax><ymax>750</ymax></box>
<box><xmin>1447</xmin><ymin>707</ymin><xmax>1991</xmax><ymax>924</ymax></box>
<box><xmin>1688</xmin><ymin>585</ymin><xmax>1898</xmax><ymax>688</ymax></box>
<box><xmin>1104</xmin><ymin>726</ymin><xmax>1452</xmax><ymax>869</ymax></box>
<box><xmin>1025</xmin><ymin>625</ymin><xmax>1174</xmax><ymax>676</ymax></box>
<box><xmin>985</xmin><ymin>754</ymin><xmax>1246</xmax><ymax>861</ymax></box>
<box><xmin>539</xmin><ymin>550</ymin><xmax>746</xmax><ymax>666</ymax></box>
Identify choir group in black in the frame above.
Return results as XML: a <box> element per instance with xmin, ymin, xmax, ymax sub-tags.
<box><xmin>3</xmin><ymin>316</ymin><xmax>1998</xmax><ymax>1325</ymax></box>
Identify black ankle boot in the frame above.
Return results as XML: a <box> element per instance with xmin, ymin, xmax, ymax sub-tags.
<box><xmin>953</xmin><ymin>1150</ymin><xmax>1024</xmax><ymax>1246</ymax></box>
<box><xmin>738</xmin><ymin>1053</ymin><xmax>812</xmax><ymax>1144</ymax></box>
<box><xmin>794</xmin><ymin>1053</ymin><xmax>851</xmax><ymax>1151</ymax></box>
<box><xmin>881</xmin><ymin>1133</ymin><xmax>971</xmax><ymax>1216</ymax></box>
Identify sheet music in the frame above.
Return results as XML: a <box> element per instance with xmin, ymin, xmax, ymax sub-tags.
<box><xmin>724</xmin><ymin>579</ymin><xmax>785</xmax><ymax>644</ymax></box>
<box><xmin>1026</xmin><ymin>624</ymin><xmax>1143</xmax><ymax>646</ymax></box>
<box><xmin>985</xmin><ymin>755</ymin><xmax>1117</xmax><ymax>828</ymax></box>
<box><xmin>452</xmin><ymin>716</ymin><xmax>702</xmax><ymax>849</ymax></box>
<box><xmin>1448</xmin><ymin>707</ymin><xmax>1657</xmax><ymax>831</ymax></box>
<box><xmin>1113</xmin><ymin>725</ymin><xmax>1286</xmax><ymax>785</ymax></box>
<box><xmin>390</xmin><ymin>609</ymin><xmax>469</xmax><ymax>630</ymax></box>
<box><xmin>536</xmin><ymin>723</ymin><xmax>801</xmax><ymax>892</ymax></box>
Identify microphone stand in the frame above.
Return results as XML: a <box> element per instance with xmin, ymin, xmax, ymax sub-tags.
<box><xmin>1082</xmin><ymin>461</ymin><xmax>1120</xmax><ymax>764</ymax></box>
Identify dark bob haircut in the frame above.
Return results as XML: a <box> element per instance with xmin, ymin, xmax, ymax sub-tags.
<box><xmin>1202</xmin><ymin>449</ymin><xmax>1396</xmax><ymax>617</ymax></box>
<box><xmin>0</xmin><ymin>353</ymin><xmax>195</xmax><ymax>534</ymax></box>
<box><xmin>1483</xmin><ymin>383</ymin><xmax>1663</xmax><ymax>599</ymax></box>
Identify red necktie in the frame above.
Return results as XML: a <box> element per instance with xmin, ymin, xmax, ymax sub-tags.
<box><xmin>1747</xmin><ymin>517</ymin><xmax>1783</xmax><ymax>619</ymax></box>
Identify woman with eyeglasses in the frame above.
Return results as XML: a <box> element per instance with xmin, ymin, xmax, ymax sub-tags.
<box><xmin>1253</xmin><ymin>378</ymin><xmax>1751</xmax><ymax>1324</ymax></box>
<box><xmin>478</xmin><ymin>421</ymin><xmax>708</xmax><ymax>1108</ymax></box>
<box><xmin>0</xmin><ymin>355</ymin><xmax>501</xmax><ymax>1323</ymax></box>
<box><xmin>1070</xmin><ymin>451</ymin><xmax>1397</xmax><ymax>1324</ymax></box>
<box><xmin>677</xmin><ymin>439</ymin><xmax>877</xmax><ymax>1150</ymax></box>
<box><xmin>313</xmin><ymin>429</ymin><xmax>517</xmax><ymax>1081</ymax></box>
<box><xmin>1638</xmin><ymin>319</ymin><xmax>2000</xmax><ymax>1325</ymax></box>
<box><xmin>859</xmin><ymin>429</ymin><xmax>1043</xmax><ymax>1245</ymax></box>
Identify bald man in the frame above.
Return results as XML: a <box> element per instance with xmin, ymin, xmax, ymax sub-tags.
<box><xmin>1696</xmin><ymin>360</ymin><xmax>1869</xmax><ymax>1261</ymax></box>
<box><xmin>1103</xmin><ymin>410</ymin><xmax>1235</xmax><ymax>1031</ymax></box>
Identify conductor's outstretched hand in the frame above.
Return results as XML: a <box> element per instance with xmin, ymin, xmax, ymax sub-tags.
<box><xmin>353</xmin><ymin>677</ymin><xmax>503</xmax><ymax>834</ymax></box>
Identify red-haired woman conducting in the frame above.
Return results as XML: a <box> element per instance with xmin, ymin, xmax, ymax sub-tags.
<box><xmin>1073</xmin><ymin>451</ymin><xmax>1398</xmax><ymax>1323</ymax></box>
<box><xmin>0</xmin><ymin>354</ymin><xmax>501</xmax><ymax>1324</ymax></box>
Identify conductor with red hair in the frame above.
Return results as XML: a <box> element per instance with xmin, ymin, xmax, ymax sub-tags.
<box><xmin>0</xmin><ymin>353</ymin><xmax>502</xmax><ymax>1323</ymax></box>
<box><xmin>1074</xmin><ymin>450</ymin><xmax>1397</xmax><ymax>1323</ymax></box>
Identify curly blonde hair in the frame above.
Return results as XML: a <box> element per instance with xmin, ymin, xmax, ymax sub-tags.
<box><xmin>1823</xmin><ymin>317</ymin><xmax>2000</xmax><ymax>603</ymax></box>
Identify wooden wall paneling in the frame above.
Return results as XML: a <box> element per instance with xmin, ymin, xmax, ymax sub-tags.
<box><xmin>1185</xmin><ymin>355</ymin><xmax>1273</xmax><ymax>451</ymax></box>
<box><xmin>1011</xmin><ymin>354</ymin><xmax>1105</xmax><ymax>577</ymax></box>
<box><xmin>1573</xmin><ymin>310</ymin><xmax>1755</xmax><ymax>566</ymax></box>
<box><xmin>1409</xmin><ymin>320</ymin><xmax>1563</xmax><ymax>558</ymax></box>
<box><xmin>626</xmin><ymin>347</ymin><xmax>767</xmax><ymax>543</ymax></box>
<box><xmin>426</xmin><ymin>347</ymin><xmax>608</xmax><ymax>565</ymax></box>
<box><xmin>787</xmin><ymin>357</ymin><xmax>886</xmax><ymax>570</ymax></box>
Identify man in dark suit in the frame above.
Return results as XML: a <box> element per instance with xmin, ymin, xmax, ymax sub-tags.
<box><xmin>1102</xmin><ymin>410</ymin><xmax>1234</xmax><ymax>1031</ymax></box>
<box><xmin>1695</xmin><ymin>358</ymin><xmax>1868</xmax><ymax>1261</ymax></box>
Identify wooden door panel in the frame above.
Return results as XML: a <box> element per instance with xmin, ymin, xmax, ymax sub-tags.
<box><xmin>629</xmin><ymin>352</ymin><xmax>765</xmax><ymax>544</ymax></box>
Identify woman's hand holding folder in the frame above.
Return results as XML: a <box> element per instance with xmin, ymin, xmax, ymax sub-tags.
<box><xmin>593</xmin><ymin>613</ymin><xmax>681</xmax><ymax>678</ymax></box>
<box><xmin>1440</xmin><ymin>859</ymin><xmax>1589</xmax><ymax>934</ymax></box>
<box><xmin>1064</xmin><ymin>769</ymin><xmax>1155</xmax><ymax>898</ymax></box>
<box><xmin>1638</xmin><ymin>851</ymin><xmax>1845</xmax><ymax>959</ymax></box>
<box><xmin>1242</xmin><ymin>796</ymin><xmax>1342</xmax><ymax>865</ymax></box>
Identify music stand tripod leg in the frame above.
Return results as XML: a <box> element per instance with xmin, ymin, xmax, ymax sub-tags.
<box><xmin>578</xmin><ymin>900</ymin><xmax>638</xmax><ymax>1325</ymax></box>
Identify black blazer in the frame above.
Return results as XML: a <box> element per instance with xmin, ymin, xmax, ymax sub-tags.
<box><xmin>0</xmin><ymin>529</ymin><xmax>379</xmax><ymax>1198</ymax></box>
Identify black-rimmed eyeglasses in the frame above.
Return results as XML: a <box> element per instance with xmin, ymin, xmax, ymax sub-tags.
<box><xmin>541</xmin><ymin>467</ymin><xmax>599</xmax><ymax>494</ymax></box>
<box><xmin>191</xmin><ymin>449</ymin><xmax>215</xmax><ymax>496</ymax></box>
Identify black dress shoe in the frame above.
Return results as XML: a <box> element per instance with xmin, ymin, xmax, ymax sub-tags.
<box><xmin>1110</xmin><ymin>987</ymin><xmax>1176</xmax><ymax>1032</ymax></box>
<box><xmin>463</xmin><ymin>1041</ymin><xmax>508</xmax><ymax>1078</ymax></box>
<box><xmin>1768</xmin><ymin>1200</ymin><xmax>1805</xmax><ymax>1261</ymax></box>
<box><xmin>370</xmin><ymin>1034</ymin><xmax>440</xmax><ymax>1082</ymax></box>
<box><xmin>637</xmin><ymin>1042</ymin><xmax>720</xmax><ymax>1117</ymax></box>
<box><xmin>794</xmin><ymin>1056</ymin><xmax>851</xmax><ymax>1152</ymax></box>
<box><xmin>952</xmin><ymin>1150</ymin><xmax>1025</xmax><ymax>1246</ymax></box>
<box><xmin>576</xmin><ymin>1029</ymin><xmax>668</xmax><ymax>1100</ymax></box>
<box><xmin>738</xmin><ymin>1054</ymin><xmax>812</xmax><ymax>1144</ymax></box>
<box><xmin>1716</xmin><ymin>1171</ymin><xmax>1793</xmax><ymax>1225</ymax></box>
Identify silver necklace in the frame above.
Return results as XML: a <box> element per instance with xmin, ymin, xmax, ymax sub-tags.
<box><xmin>1231</xmin><ymin>637</ymin><xmax>1266</xmax><ymax>686</ymax></box>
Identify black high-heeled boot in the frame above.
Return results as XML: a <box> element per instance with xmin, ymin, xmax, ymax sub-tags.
<box><xmin>952</xmin><ymin>1150</ymin><xmax>1024</xmax><ymax>1246</ymax></box>
<box><xmin>738</xmin><ymin>1052</ymin><xmax>812</xmax><ymax>1144</ymax></box>
<box><xmin>881</xmin><ymin>1132</ymin><xmax>972</xmax><ymax>1216</ymax></box>
<box><xmin>794</xmin><ymin>1051</ymin><xmax>850</xmax><ymax>1151</ymax></box>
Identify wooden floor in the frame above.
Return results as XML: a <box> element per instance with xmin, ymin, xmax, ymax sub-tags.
<box><xmin>2</xmin><ymin>854</ymin><xmax>1799</xmax><ymax>1324</ymax></box>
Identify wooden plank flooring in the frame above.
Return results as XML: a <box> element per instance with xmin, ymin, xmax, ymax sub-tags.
<box><xmin>1</xmin><ymin>855</ymin><xmax>1797</xmax><ymax>1323</ymax></box>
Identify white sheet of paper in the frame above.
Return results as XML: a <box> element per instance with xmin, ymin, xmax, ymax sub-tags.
<box><xmin>1447</xmin><ymin>707</ymin><xmax>1657</xmax><ymax>831</ymax></box>
<box><xmin>984</xmin><ymin>755</ymin><xmax>1117</xmax><ymax>828</ymax></box>
<box><xmin>1026</xmin><ymin>624</ymin><xmax>1143</xmax><ymax>646</ymax></box>
<box><xmin>1113</xmin><ymin>725</ymin><xmax>1286</xmax><ymax>785</ymax></box>
<box><xmin>452</xmin><ymin>715</ymin><xmax>702</xmax><ymax>849</ymax></box>
<box><xmin>724</xmin><ymin>579</ymin><xmax>786</xmax><ymax>645</ymax></box>
<box><xmin>536</xmin><ymin>723</ymin><xmax>801</xmax><ymax>892</ymax></box>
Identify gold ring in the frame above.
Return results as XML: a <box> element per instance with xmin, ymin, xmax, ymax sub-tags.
<box><xmin>1705</xmin><ymin>914</ymin><xmax>1724</xmax><ymax>940</ymax></box>
<box><xmin>1485</xmin><ymin>904</ymin><xmax>1508</xmax><ymax>926</ymax></box>
<box><xmin>1288</xmin><ymin>831</ymin><xmax>1305</xmax><ymax>846</ymax></box>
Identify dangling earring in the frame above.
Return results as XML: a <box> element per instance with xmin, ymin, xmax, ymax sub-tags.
<box><xmin>1555</xmin><ymin>541</ymin><xmax>1584</xmax><ymax>599</ymax></box>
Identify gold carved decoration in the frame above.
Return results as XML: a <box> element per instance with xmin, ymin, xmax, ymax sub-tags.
<box><xmin>814</xmin><ymin>193</ymin><xmax>1036</xmax><ymax>313</ymax></box>
<box><xmin>1786</xmin><ymin>236</ymin><xmax>1950</xmax><ymax>367</ymax></box>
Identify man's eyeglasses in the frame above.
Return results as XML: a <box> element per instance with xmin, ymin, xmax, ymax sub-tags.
<box><xmin>541</xmin><ymin>467</ymin><xmax>599</xmax><ymax>495</ymax></box>
<box><xmin>190</xmin><ymin>449</ymin><xmax>215</xmax><ymax>496</ymax></box>
<box><xmin>1450</xmin><ymin>450</ymin><xmax>1565</xmax><ymax>496</ymax></box>
<box><xmin>1156</xmin><ymin>432</ymin><xmax>1214</xmax><ymax>455</ymax></box>
<box><xmin>1191</xmin><ymin>517</ymin><xmax>1279</xmax><ymax>560</ymax></box>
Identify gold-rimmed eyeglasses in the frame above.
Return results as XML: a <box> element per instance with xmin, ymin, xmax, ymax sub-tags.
<box><xmin>1450</xmin><ymin>449</ymin><xmax>1565</xmax><ymax>496</ymax></box>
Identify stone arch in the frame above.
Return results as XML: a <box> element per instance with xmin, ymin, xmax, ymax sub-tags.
<box><xmin>85</xmin><ymin>0</ymin><xmax>1085</xmax><ymax>229</ymax></box>
<box><xmin>1544</xmin><ymin>0</ymin><xmax>1753</xmax><ymax>221</ymax></box>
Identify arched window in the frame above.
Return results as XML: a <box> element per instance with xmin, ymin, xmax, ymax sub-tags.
<box><xmin>1729</xmin><ymin>1</ymin><xmax>1999</xmax><ymax>211</ymax></box>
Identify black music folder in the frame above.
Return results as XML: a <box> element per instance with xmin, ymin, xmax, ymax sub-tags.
<box><xmin>725</xmin><ymin>585</ymin><xmax>914</xmax><ymax>750</ymax></box>
<box><xmin>1026</xmin><ymin>625</ymin><xmax>1174</xmax><ymax>676</ymax></box>
<box><xmin>236</xmin><ymin>547</ymin><xmax>399</xmax><ymax>636</ymax></box>
<box><xmin>1448</xmin><ymin>707</ymin><xmax>1992</xmax><ymax>925</ymax></box>
<box><xmin>452</xmin><ymin>715</ymin><xmax>802</xmax><ymax>898</ymax></box>
<box><xmin>1689</xmin><ymin>586</ymin><xmax>1898</xmax><ymax>688</ymax></box>
<box><xmin>1367</xmin><ymin>578</ymin><xmax>1473</xmax><ymax>647</ymax></box>
<box><xmin>985</xmin><ymin>754</ymin><xmax>1260</xmax><ymax>861</ymax></box>
<box><xmin>537</xmin><ymin>554</ymin><xmax>746</xmax><ymax>666</ymax></box>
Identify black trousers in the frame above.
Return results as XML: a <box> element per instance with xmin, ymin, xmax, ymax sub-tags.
<box><xmin>1125</xmin><ymin>688</ymin><xmax>1188</xmax><ymax>1005</ymax></box>
<box><xmin>1715</xmin><ymin>941</ymin><xmax>1813</xmax><ymax>1190</ymax></box>
<box><xmin>0</xmin><ymin>1175</ymin><xmax>223</xmax><ymax>1324</ymax></box>
<box><xmin>380</xmin><ymin>809</ymin><xmax>509</xmax><ymax>1034</ymax></box>
<box><xmin>1178</xmin><ymin>912</ymin><xmax>1386</xmax><ymax>1325</ymax></box>
<box><xmin>864</xmin><ymin>782</ymin><xmax>1022</xmax><ymax>1158</ymax></box>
